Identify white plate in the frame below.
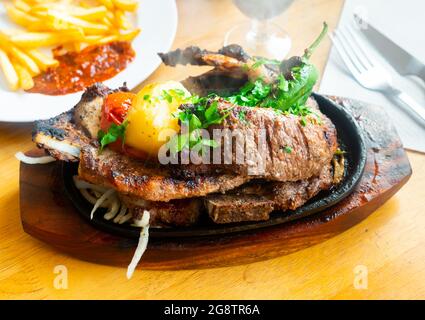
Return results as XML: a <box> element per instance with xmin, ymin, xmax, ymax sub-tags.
<box><xmin>0</xmin><ymin>0</ymin><xmax>178</xmax><ymax>123</ymax></box>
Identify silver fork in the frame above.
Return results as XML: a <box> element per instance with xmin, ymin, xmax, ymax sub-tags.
<box><xmin>329</xmin><ymin>25</ymin><xmax>425</xmax><ymax>123</ymax></box>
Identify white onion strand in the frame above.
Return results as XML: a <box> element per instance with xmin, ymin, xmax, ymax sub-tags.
<box><xmin>15</xmin><ymin>152</ymin><xmax>56</xmax><ymax>164</ymax></box>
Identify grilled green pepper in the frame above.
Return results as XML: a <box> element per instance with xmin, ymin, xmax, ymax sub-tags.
<box><xmin>275</xmin><ymin>22</ymin><xmax>328</xmax><ymax>111</ymax></box>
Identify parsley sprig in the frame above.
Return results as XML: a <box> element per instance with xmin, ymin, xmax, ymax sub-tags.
<box><xmin>223</xmin><ymin>73</ymin><xmax>320</xmax><ymax>126</ymax></box>
<box><xmin>167</xmin><ymin>96</ymin><xmax>233</xmax><ymax>155</ymax></box>
<box><xmin>98</xmin><ymin>120</ymin><xmax>128</xmax><ymax>151</ymax></box>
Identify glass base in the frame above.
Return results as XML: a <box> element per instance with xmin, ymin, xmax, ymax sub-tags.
<box><xmin>224</xmin><ymin>21</ymin><xmax>291</xmax><ymax>60</ymax></box>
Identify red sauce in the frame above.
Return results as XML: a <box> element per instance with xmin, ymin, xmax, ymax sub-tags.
<box><xmin>27</xmin><ymin>41</ymin><xmax>135</xmax><ymax>95</ymax></box>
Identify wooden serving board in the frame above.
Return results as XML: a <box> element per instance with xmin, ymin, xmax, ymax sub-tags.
<box><xmin>19</xmin><ymin>96</ymin><xmax>412</xmax><ymax>270</ymax></box>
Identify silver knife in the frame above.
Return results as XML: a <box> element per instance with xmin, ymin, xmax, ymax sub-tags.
<box><xmin>354</xmin><ymin>14</ymin><xmax>425</xmax><ymax>83</ymax></box>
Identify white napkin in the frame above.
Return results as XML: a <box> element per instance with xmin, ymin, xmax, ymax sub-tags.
<box><xmin>319</xmin><ymin>0</ymin><xmax>425</xmax><ymax>153</ymax></box>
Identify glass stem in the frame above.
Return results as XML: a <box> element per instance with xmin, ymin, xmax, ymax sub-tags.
<box><xmin>249</xmin><ymin>19</ymin><xmax>271</xmax><ymax>44</ymax></box>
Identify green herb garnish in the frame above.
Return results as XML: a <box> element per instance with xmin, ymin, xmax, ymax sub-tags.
<box><xmin>252</xmin><ymin>57</ymin><xmax>281</xmax><ymax>69</ymax></box>
<box><xmin>98</xmin><ymin>120</ymin><xmax>128</xmax><ymax>152</ymax></box>
<box><xmin>167</xmin><ymin>97</ymin><xmax>232</xmax><ymax>155</ymax></box>
<box><xmin>161</xmin><ymin>90</ymin><xmax>173</xmax><ymax>103</ymax></box>
<box><xmin>283</xmin><ymin>146</ymin><xmax>292</xmax><ymax>154</ymax></box>
<box><xmin>334</xmin><ymin>148</ymin><xmax>346</xmax><ymax>156</ymax></box>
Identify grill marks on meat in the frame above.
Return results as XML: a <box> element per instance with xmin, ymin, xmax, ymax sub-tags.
<box><xmin>79</xmin><ymin>145</ymin><xmax>251</xmax><ymax>202</ymax></box>
<box><xmin>216</xmin><ymin>101</ymin><xmax>338</xmax><ymax>182</ymax></box>
<box><xmin>174</xmin><ymin>99</ymin><xmax>338</xmax><ymax>182</ymax></box>
<box><xmin>205</xmin><ymin>164</ymin><xmax>333</xmax><ymax>224</ymax></box>
<box><xmin>32</xmin><ymin>110</ymin><xmax>87</xmax><ymax>161</ymax></box>
<box><xmin>32</xmin><ymin>83</ymin><xmax>112</xmax><ymax>161</ymax></box>
<box><xmin>31</xmin><ymin>71</ymin><xmax>340</xmax><ymax>225</ymax></box>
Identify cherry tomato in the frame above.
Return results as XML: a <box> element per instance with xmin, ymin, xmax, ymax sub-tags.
<box><xmin>100</xmin><ymin>92</ymin><xmax>136</xmax><ymax>152</ymax></box>
<box><xmin>100</xmin><ymin>92</ymin><xmax>136</xmax><ymax>131</ymax></box>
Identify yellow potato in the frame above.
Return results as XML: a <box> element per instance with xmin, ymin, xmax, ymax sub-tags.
<box><xmin>0</xmin><ymin>49</ymin><xmax>19</xmax><ymax>90</ymax></box>
<box><xmin>14</xmin><ymin>63</ymin><xmax>34</xmax><ymax>90</ymax></box>
<box><xmin>10</xmin><ymin>46</ymin><xmax>40</xmax><ymax>76</ymax></box>
<box><xmin>125</xmin><ymin>81</ymin><xmax>191</xmax><ymax>156</ymax></box>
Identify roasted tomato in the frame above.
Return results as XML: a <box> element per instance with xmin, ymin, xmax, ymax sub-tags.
<box><xmin>100</xmin><ymin>91</ymin><xmax>136</xmax><ymax>129</ymax></box>
<box><xmin>100</xmin><ymin>91</ymin><xmax>136</xmax><ymax>152</ymax></box>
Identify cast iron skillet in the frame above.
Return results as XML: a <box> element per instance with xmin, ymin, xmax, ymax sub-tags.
<box><xmin>62</xmin><ymin>93</ymin><xmax>367</xmax><ymax>239</ymax></box>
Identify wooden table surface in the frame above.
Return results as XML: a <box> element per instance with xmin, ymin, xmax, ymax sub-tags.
<box><xmin>1</xmin><ymin>0</ymin><xmax>425</xmax><ymax>300</ymax></box>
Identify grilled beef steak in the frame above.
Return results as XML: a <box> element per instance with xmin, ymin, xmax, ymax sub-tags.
<box><xmin>31</xmin><ymin>51</ymin><xmax>340</xmax><ymax>226</ymax></box>
<box><xmin>205</xmin><ymin>163</ymin><xmax>333</xmax><ymax>224</ymax></box>
<box><xmin>173</xmin><ymin>99</ymin><xmax>338</xmax><ymax>182</ymax></box>
<box><xmin>122</xmin><ymin>196</ymin><xmax>203</xmax><ymax>227</ymax></box>
<box><xmin>78</xmin><ymin>144</ymin><xmax>251</xmax><ymax>202</ymax></box>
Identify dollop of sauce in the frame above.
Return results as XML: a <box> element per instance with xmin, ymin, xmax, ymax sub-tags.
<box><xmin>27</xmin><ymin>41</ymin><xmax>135</xmax><ymax>95</ymax></box>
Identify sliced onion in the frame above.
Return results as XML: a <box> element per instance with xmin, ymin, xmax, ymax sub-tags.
<box><xmin>15</xmin><ymin>152</ymin><xmax>56</xmax><ymax>164</ymax></box>
<box><xmin>126</xmin><ymin>210</ymin><xmax>150</xmax><ymax>279</ymax></box>
<box><xmin>73</xmin><ymin>176</ymin><xmax>108</xmax><ymax>193</ymax></box>
<box><xmin>90</xmin><ymin>188</ymin><xmax>115</xmax><ymax>219</ymax></box>
<box><xmin>113</xmin><ymin>204</ymin><xmax>128</xmax><ymax>224</ymax></box>
<box><xmin>104</xmin><ymin>197</ymin><xmax>120</xmax><ymax>220</ymax></box>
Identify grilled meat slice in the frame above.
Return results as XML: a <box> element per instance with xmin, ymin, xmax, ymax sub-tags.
<box><xmin>181</xmin><ymin>69</ymin><xmax>249</xmax><ymax>97</ymax></box>
<box><xmin>205</xmin><ymin>163</ymin><xmax>333</xmax><ymax>224</ymax></box>
<box><xmin>124</xmin><ymin>196</ymin><xmax>203</xmax><ymax>227</ymax></box>
<box><xmin>32</xmin><ymin>83</ymin><xmax>113</xmax><ymax>161</ymax></box>
<box><xmin>78</xmin><ymin>144</ymin><xmax>251</xmax><ymax>202</ymax></box>
<box><xmin>32</xmin><ymin>110</ymin><xmax>86</xmax><ymax>161</ymax></box>
<box><xmin>174</xmin><ymin>98</ymin><xmax>338</xmax><ymax>182</ymax></box>
<box><xmin>159</xmin><ymin>45</ymin><xmax>278</xmax><ymax>83</ymax></box>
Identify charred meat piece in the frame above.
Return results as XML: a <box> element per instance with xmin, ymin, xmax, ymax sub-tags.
<box><xmin>159</xmin><ymin>45</ymin><xmax>277</xmax><ymax>83</ymax></box>
<box><xmin>32</xmin><ymin>83</ymin><xmax>128</xmax><ymax>161</ymax></box>
<box><xmin>205</xmin><ymin>163</ymin><xmax>333</xmax><ymax>224</ymax></box>
<box><xmin>181</xmin><ymin>69</ymin><xmax>249</xmax><ymax>97</ymax></box>
<box><xmin>32</xmin><ymin>110</ymin><xmax>86</xmax><ymax>162</ymax></box>
<box><xmin>78</xmin><ymin>144</ymin><xmax>251</xmax><ymax>202</ymax></box>
<box><xmin>174</xmin><ymin>98</ymin><xmax>338</xmax><ymax>182</ymax></box>
<box><xmin>125</xmin><ymin>196</ymin><xmax>203</xmax><ymax>227</ymax></box>
<box><xmin>32</xmin><ymin>83</ymin><xmax>112</xmax><ymax>161</ymax></box>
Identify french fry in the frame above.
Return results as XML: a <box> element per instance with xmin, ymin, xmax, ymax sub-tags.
<box><xmin>27</xmin><ymin>49</ymin><xmax>59</xmax><ymax>70</ymax></box>
<box><xmin>0</xmin><ymin>0</ymin><xmax>140</xmax><ymax>91</ymax></box>
<box><xmin>41</xmin><ymin>10</ymin><xmax>110</xmax><ymax>35</ymax></box>
<box><xmin>31</xmin><ymin>4</ymin><xmax>108</xmax><ymax>21</ymax></box>
<box><xmin>98</xmin><ymin>0</ymin><xmax>114</xmax><ymax>10</ymax></box>
<box><xmin>0</xmin><ymin>49</ymin><xmax>19</xmax><ymax>90</ymax></box>
<box><xmin>98</xmin><ymin>34</ymin><xmax>118</xmax><ymax>44</ymax></box>
<box><xmin>10</xmin><ymin>46</ymin><xmax>40</xmax><ymax>76</ymax></box>
<box><xmin>115</xmin><ymin>10</ymin><xmax>132</xmax><ymax>30</ymax></box>
<box><xmin>5</xmin><ymin>4</ymin><xmax>44</xmax><ymax>31</ymax></box>
<box><xmin>70</xmin><ymin>6</ymin><xmax>108</xmax><ymax>21</ymax></box>
<box><xmin>9</xmin><ymin>30</ymin><xmax>84</xmax><ymax>48</ymax></box>
<box><xmin>14</xmin><ymin>62</ymin><xmax>34</xmax><ymax>90</ymax></box>
<box><xmin>12</xmin><ymin>0</ymin><xmax>31</xmax><ymax>12</ymax></box>
<box><xmin>119</xmin><ymin>28</ymin><xmax>140</xmax><ymax>42</ymax></box>
<box><xmin>113</xmin><ymin>0</ymin><xmax>138</xmax><ymax>12</ymax></box>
